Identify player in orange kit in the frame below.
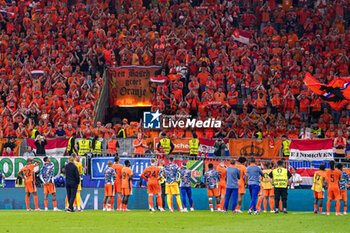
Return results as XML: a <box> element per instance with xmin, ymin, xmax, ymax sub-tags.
<box><xmin>111</xmin><ymin>156</ymin><xmax>124</xmax><ymax>211</ymax></box>
<box><xmin>235</xmin><ymin>157</ymin><xmax>246</xmax><ymax>213</ymax></box>
<box><xmin>326</xmin><ymin>161</ymin><xmax>342</xmax><ymax>216</ymax></box>
<box><xmin>216</xmin><ymin>161</ymin><xmax>227</xmax><ymax>211</ymax></box>
<box><xmin>121</xmin><ymin>160</ymin><xmax>133</xmax><ymax>211</ymax></box>
<box><xmin>141</xmin><ymin>158</ymin><xmax>164</xmax><ymax>212</ymax></box>
<box><xmin>17</xmin><ymin>158</ymin><xmax>41</xmax><ymax>211</ymax></box>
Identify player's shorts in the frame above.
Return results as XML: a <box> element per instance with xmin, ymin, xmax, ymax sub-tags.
<box><xmin>25</xmin><ymin>181</ymin><xmax>37</xmax><ymax>193</ymax></box>
<box><xmin>77</xmin><ymin>182</ymin><xmax>82</xmax><ymax>191</ymax></box>
<box><xmin>114</xmin><ymin>181</ymin><xmax>122</xmax><ymax>193</ymax></box>
<box><xmin>147</xmin><ymin>183</ymin><xmax>161</xmax><ymax>194</ymax></box>
<box><xmin>207</xmin><ymin>188</ymin><xmax>219</xmax><ymax>197</ymax></box>
<box><xmin>122</xmin><ymin>187</ymin><xmax>132</xmax><ymax>196</ymax></box>
<box><xmin>314</xmin><ymin>191</ymin><xmax>324</xmax><ymax>199</ymax></box>
<box><xmin>341</xmin><ymin>190</ymin><xmax>347</xmax><ymax>202</ymax></box>
<box><xmin>328</xmin><ymin>188</ymin><xmax>341</xmax><ymax>201</ymax></box>
<box><xmin>264</xmin><ymin>189</ymin><xmax>274</xmax><ymax>197</ymax></box>
<box><xmin>43</xmin><ymin>183</ymin><xmax>56</xmax><ymax>194</ymax></box>
<box><xmin>238</xmin><ymin>183</ymin><xmax>245</xmax><ymax>194</ymax></box>
<box><xmin>105</xmin><ymin>184</ymin><xmax>115</xmax><ymax>197</ymax></box>
<box><xmin>218</xmin><ymin>183</ymin><xmax>226</xmax><ymax>196</ymax></box>
<box><xmin>165</xmin><ymin>182</ymin><xmax>180</xmax><ymax>195</ymax></box>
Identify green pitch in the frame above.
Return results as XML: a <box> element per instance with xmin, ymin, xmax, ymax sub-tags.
<box><xmin>0</xmin><ymin>210</ymin><xmax>348</xmax><ymax>233</ymax></box>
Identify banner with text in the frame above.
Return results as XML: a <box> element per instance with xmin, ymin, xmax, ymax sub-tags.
<box><xmin>90</xmin><ymin>157</ymin><xmax>151</xmax><ymax>180</ymax></box>
<box><xmin>228</xmin><ymin>139</ymin><xmax>282</xmax><ymax>158</ymax></box>
<box><xmin>289</xmin><ymin>139</ymin><xmax>334</xmax><ymax>161</ymax></box>
<box><xmin>0</xmin><ymin>156</ymin><xmax>86</xmax><ymax>180</ymax></box>
<box><xmin>109</xmin><ymin>66</ymin><xmax>161</xmax><ymax>107</ymax></box>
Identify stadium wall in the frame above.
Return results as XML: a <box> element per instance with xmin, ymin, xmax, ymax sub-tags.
<box><xmin>0</xmin><ymin>188</ymin><xmax>346</xmax><ymax>211</ymax></box>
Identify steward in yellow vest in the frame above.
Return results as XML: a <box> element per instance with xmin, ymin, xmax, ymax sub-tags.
<box><xmin>78</xmin><ymin>135</ymin><xmax>91</xmax><ymax>156</ymax></box>
<box><xmin>268</xmin><ymin>160</ymin><xmax>292</xmax><ymax>213</ymax></box>
<box><xmin>67</xmin><ymin>133</ymin><xmax>77</xmax><ymax>156</ymax></box>
<box><xmin>189</xmin><ymin>134</ymin><xmax>200</xmax><ymax>156</ymax></box>
<box><xmin>157</xmin><ymin>133</ymin><xmax>174</xmax><ymax>154</ymax></box>
<box><xmin>91</xmin><ymin>136</ymin><xmax>102</xmax><ymax>156</ymax></box>
<box><xmin>281</xmin><ymin>135</ymin><xmax>291</xmax><ymax>157</ymax></box>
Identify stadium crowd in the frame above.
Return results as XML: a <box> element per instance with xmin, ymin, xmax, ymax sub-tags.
<box><xmin>0</xmin><ymin>0</ymin><xmax>349</xmax><ymax>142</ymax></box>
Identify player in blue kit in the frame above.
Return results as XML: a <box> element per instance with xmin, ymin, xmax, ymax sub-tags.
<box><xmin>160</xmin><ymin>157</ymin><xmax>183</xmax><ymax>212</ymax></box>
<box><xmin>40</xmin><ymin>157</ymin><xmax>60</xmax><ymax>211</ymax></box>
<box><xmin>246</xmin><ymin>157</ymin><xmax>264</xmax><ymax>215</ymax></box>
<box><xmin>204</xmin><ymin>163</ymin><xmax>221</xmax><ymax>212</ymax></box>
<box><xmin>224</xmin><ymin>159</ymin><xmax>240</xmax><ymax>213</ymax></box>
<box><xmin>179</xmin><ymin>162</ymin><xmax>194</xmax><ymax>212</ymax></box>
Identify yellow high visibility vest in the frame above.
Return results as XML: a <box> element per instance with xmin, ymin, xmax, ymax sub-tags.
<box><xmin>160</xmin><ymin>138</ymin><xmax>170</xmax><ymax>153</ymax></box>
<box><xmin>31</xmin><ymin>129</ymin><xmax>38</xmax><ymax>139</ymax></box>
<box><xmin>282</xmin><ymin>140</ymin><xmax>291</xmax><ymax>156</ymax></box>
<box><xmin>91</xmin><ymin>140</ymin><xmax>102</xmax><ymax>153</ymax></box>
<box><xmin>189</xmin><ymin>138</ymin><xmax>199</xmax><ymax>155</ymax></box>
<box><xmin>272</xmin><ymin>167</ymin><xmax>288</xmax><ymax>188</ymax></box>
<box><xmin>78</xmin><ymin>139</ymin><xmax>90</xmax><ymax>156</ymax></box>
<box><xmin>67</xmin><ymin>137</ymin><xmax>76</xmax><ymax>153</ymax></box>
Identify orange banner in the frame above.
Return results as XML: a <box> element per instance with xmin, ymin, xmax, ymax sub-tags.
<box><xmin>154</xmin><ymin>138</ymin><xmax>190</xmax><ymax>153</ymax></box>
<box><xmin>229</xmin><ymin>139</ymin><xmax>282</xmax><ymax>158</ymax></box>
<box><xmin>0</xmin><ymin>138</ymin><xmax>22</xmax><ymax>155</ymax></box>
<box><xmin>109</xmin><ymin>66</ymin><xmax>161</xmax><ymax>107</ymax></box>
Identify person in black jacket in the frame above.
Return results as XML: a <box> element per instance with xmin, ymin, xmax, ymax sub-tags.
<box><xmin>64</xmin><ymin>155</ymin><xmax>80</xmax><ymax>212</ymax></box>
<box><xmin>35</xmin><ymin>135</ymin><xmax>47</xmax><ymax>156</ymax></box>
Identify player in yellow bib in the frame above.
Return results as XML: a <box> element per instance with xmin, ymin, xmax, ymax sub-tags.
<box><xmin>261</xmin><ymin>162</ymin><xmax>275</xmax><ymax>213</ymax></box>
<box><xmin>311</xmin><ymin>165</ymin><xmax>326</xmax><ymax>214</ymax></box>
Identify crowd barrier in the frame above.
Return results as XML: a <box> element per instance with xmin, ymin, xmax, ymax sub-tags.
<box><xmin>0</xmin><ymin>187</ymin><xmax>347</xmax><ymax>211</ymax></box>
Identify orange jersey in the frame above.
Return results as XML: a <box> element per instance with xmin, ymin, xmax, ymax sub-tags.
<box><xmin>142</xmin><ymin>165</ymin><xmax>161</xmax><ymax>185</ymax></box>
<box><xmin>121</xmin><ymin>167</ymin><xmax>133</xmax><ymax>189</ymax></box>
<box><xmin>216</xmin><ymin>166</ymin><xmax>226</xmax><ymax>185</ymax></box>
<box><xmin>112</xmin><ymin>163</ymin><xmax>124</xmax><ymax>183</ymax></box>
<box><xmin>326</xmin><ymin>169</ymin><xmax>341</xmax><ymax>189</ymax></box>
<box><xmin>21</xmin><ymin>164</ymin><xmax>36</xmax><ymax>183</ymax></box>
<box><xmin>235</xmin><ymin>164</ymin><xmax>246</xmax><ymax>186</ymax></box>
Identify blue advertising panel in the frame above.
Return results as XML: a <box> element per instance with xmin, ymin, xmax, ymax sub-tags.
<box><xmin>90</xmin><ymin>157</ymin><xmax>152</xmax><ymax>180</ymax></box>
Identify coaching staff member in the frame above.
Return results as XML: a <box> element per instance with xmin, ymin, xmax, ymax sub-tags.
<box><xmin>268</xmin><ymin>160</ymin><xmax>292</xmax><ymax>214</ymax></box>
<box><xmin>65</xmin><ymin>155</ymin><xmax>80</xmax><ymax>212</ymax></box>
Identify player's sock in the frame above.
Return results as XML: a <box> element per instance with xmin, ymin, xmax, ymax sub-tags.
<box><xmin>336</xmin><ymin>202</ymin><xmax>340</xmax><ymax>213</ymax></box>
<box><xmin>319</xmin><ymin>206</ymin><xmax>322</xmax><ymax>213</ymax></box>
<box><xmin>327</xmin><ymin>201</ymin><xmax>331</xmax><ymax>213</ymax></box>
<box><xmin>65</xmin><ymin>197</ymin><xmax>68</xmax><ymax>208</ymax></box>
<box><xmin>344</xmin><ymin>206</ymin><xmax>347</xmax><ymax>213</ymax></box>
<box><xmin>25</xmin><ymin>196</ymin><xmax>30</xmax><ymax>210</ymax></box>
<box><xmin>77</xmin><ymin>193</ymin><xmax>81</xmax><ymax>208</ymax></box>
<box><xmin>314</xmin><ymin>204</ymin><xmax>317</xmax><ymax>212</ymax></box>
<box><xmin>103</xmin><ymin>203</ymin><xmax>106</xmax><ymax>210</ymax></box>
<box><xmin>117</xmin><ymin>196</ymin><xmax>122</xmax><ymax>210</ymax></box>
<box><xmin>257</xmin><ymin>196</ymin><xmax>263</xmax><ymax>210</ymax></box>
<box><xmin>34</xmin><ymin>195</ymin><xmax>38</xmax><ymax>209</ymax></box>
<box><xmin>215</xmin><ymin>203</ymin><xmax>220</xmax><ymax>210</ymax></box>
<box><xmin>110</xmin><ymin>197</ymin><xmax>115</xmax><ymax>210</ymax></box>
<box><xmin>74</xmin><ymin>198</ymin><xmax>77</xmax><ymax>208</ymax></box>
<box><xmin>176</xmin><ymin>195</ymin><xmax>182</xmax><ymax>210</ymax></box>
<box><xmin>148</xmin><ymin>195</ymin><xmax>154</xmax><ymax>209</ymax></box>
<box><xmin>107</xmin><ymin>204</ymin><xmax>111</xmax><ymax>210</ymax></box>
<box><xmin>220</xmin><ymin>198</ymin><xmax>225</xmax><ymax>210</ymax></box>
<box><xmin>44</xmin><ymin>200</ymin><xmax>48</xmax><ymax>209</ymax></box>
<box><xmin>53</xmin><ymin>200</ymin><xmax>57</xmax><ymax>208</ymax></box>
<box><xmin>263</xmin><ymin>198</ymin><xmax>267</xmax><ymax>211</ymax></box>
<box><xmin>167</xmin><ymin>195</ymin><xmax>172</xmax><ymax>210</ymax></box>
<box><xmin>157</xmin><ymin>195</ymin><xmax>162</xmax><ymax>209</ymax></box>
<box><xmin>236</xmin><ymin>205</ymin><xmax>240</xmax><ymax>210</ymax></box>
<box><xmin>269</xmin><ymin>198</ymin><xmax>274</xmax><ymax>211</ymax></box>
<box><xmin>209</xmin><ymin>203</ymin><xmax>213</xmax><ymax>209</ymax></box>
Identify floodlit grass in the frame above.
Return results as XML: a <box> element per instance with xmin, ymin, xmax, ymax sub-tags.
<box><xmin>0</xmin><ymin>210</ymin><xmax>348</xmax><ymax>233</ymax></box>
